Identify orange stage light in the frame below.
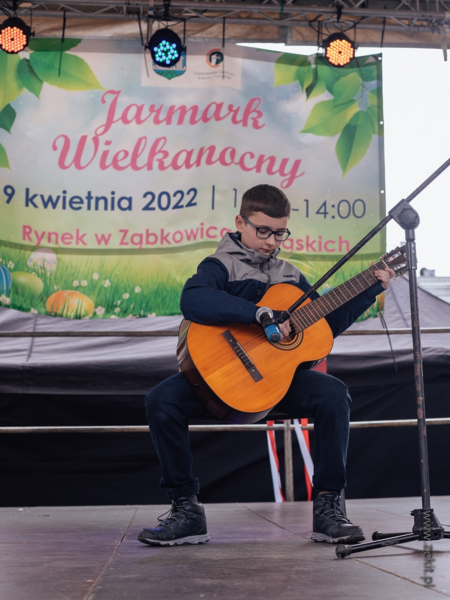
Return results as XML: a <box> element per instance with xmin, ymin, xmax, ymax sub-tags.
<box><xmin>323</xmin><ymin>33</ymin><xmax>355</xmax><ymax>67</ymax></box>
<box><xmin>0</xmin><ymin>17</ymin><xmax>31</xmax><ymax>54</ymax></box>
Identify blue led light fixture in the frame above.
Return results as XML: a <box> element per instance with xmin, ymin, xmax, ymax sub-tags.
<box><xmin>148</xmin><ymin>28</ymin><xmax>183</xmax><ymax>68</ymax></box>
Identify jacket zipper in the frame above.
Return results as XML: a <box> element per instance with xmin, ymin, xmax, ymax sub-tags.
<box><xmin>260</xmin><ymin>262</ymin><xmax>272</xmax><ymax>292</ymax></box>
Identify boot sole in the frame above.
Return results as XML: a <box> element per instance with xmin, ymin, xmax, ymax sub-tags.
<box><xmin>311</xmin><ymin>532</ymin><xmax>365</xmax><ymax>544</ymax></box>
<box><xmin>138</xmin><ymin>533</ymin><xmax>210</xmax><ymax>547</ymax></box>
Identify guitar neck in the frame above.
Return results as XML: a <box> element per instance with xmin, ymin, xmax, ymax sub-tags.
<box><xmin>290</xmin><ymin>260</ymin><xmax>385</xmax><ymax>332</ymax></box>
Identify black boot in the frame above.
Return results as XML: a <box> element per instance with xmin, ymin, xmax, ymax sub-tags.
<box><xmin>138</xmin><ymin>496</ymin><xmax>210</xmax><ymax>546</ymax></box>
<box><xmin>311</xmin><ymin>492</ymin><xmax>365</xmax><ymax>544</ymax></box>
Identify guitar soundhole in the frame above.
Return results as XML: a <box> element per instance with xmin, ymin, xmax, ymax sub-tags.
<box><xmin>271</xmin><ymin>330</ymin><xmax>303</xmax><ymax>351</ymax></box>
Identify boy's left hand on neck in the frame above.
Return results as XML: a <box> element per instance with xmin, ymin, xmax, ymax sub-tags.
<box><xmin>374</xmin><ymin>267</ymin><xmax>395</xmax><ymax>289</ymax></box>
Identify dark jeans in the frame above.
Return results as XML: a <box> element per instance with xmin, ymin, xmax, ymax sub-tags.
<box><xmin>145</xmin><ymin>368</ymin><xmax>351</xmax><ymax>500</ymax></box>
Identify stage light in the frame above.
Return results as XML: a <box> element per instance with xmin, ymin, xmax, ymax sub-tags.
<box><xmin>0</xmin><ymin>17</ymin><xmax>32</xmax><ymax>54</ymax></box>
<box><xmin>323</xmin><ymin>32</ymin><xmax>355</xmax><ymax>67</ymax></box>
<box><xmin>148</xmin><ymin>28</ymin><xmax>183</xmax><ymax>68</ymax></box>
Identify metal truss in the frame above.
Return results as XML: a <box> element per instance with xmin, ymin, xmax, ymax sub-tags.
<box><xmin>1</xmin><ymin>0</ymin><xmax>449</xmax><ymax>41</ymax></box>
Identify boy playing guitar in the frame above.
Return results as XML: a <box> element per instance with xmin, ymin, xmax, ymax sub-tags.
<box><xmin>138</xmin><ymin>184</ymin><xmax>394</xmax><ymax>547</ymax></box>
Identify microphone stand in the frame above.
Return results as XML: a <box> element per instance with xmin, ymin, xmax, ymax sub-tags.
<box><xmin>336</xmin><ymin>199</ymin><xmax>450</xmax><ymax>558</ymax></box>
<box><xmin>276</xmin><ymin>157</ymin><xmax>450</xmax><ymax>558</ymax></box>
<box><xmin>276</xmin><ymin>157</ymin><xmax>450</xmax><ymax>323</ymax></box>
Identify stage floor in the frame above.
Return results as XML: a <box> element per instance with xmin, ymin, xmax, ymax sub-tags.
<box><xmin>1</xmin><ymin>497</ymin><xmax>450</xmax><ymax>600</ymax></box>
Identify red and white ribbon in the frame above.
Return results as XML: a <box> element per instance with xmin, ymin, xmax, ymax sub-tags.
<box><xmin>265</xmin><ymin>360</ymin><xmax>327</xmax><ymax>501</ymax></box>
<box><xmin>300</xmin><ymin>417</ymin><xmax>313</xmax><ymax>501</ymax></box>
<box><xmin>266</xmin><ymin>420</ymin><xmax>285</xmax><ymax>502</ymax></box>
<box><xmin>293</xmin><ymin>418</ymin><xmax>314</xmax><ymax>486</ymax></box>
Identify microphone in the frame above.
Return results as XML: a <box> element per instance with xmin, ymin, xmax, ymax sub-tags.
<box><xmin>255</xmin><ymin>307</ymin><xmax>281</xmax><ymax>343</ymax></box>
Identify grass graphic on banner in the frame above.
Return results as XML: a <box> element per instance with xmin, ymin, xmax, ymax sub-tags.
<box><xmin>0</xmin><ymin>246</ymin><xmax>187</xmax><ymax>318</ymax></box>
<box><xmin>0</xmin><ymin>245</ymin><xmax>383</xmax><ymax>320</ymax></box>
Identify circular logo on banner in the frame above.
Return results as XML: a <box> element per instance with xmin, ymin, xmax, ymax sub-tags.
<box><xmin>206</xmin><ymin>49</ymin><xmax>224</xmax><ymax>68</ymax></box>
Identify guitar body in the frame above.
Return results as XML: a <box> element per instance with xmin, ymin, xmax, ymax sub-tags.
<box><xmin>177</xmin><ymin>283</ymin><xmax>334</xmax><ymax>424</ymax></box>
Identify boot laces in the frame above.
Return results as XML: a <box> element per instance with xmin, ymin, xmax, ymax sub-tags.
<box><xmin>157</xmin><ymin>500</ymin><xmax>190</xmax><ymax>527</ymax></box>
<box><xmin>320</xmin><ymin>495</ymin><xmax>351</xmax><ymax>524</ymax></box>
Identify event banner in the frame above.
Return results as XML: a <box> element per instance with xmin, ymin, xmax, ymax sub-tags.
<box><xmin>0</xmin><ymin>40</ymin><xmax>385</xmax><ymax>319</ymax></box>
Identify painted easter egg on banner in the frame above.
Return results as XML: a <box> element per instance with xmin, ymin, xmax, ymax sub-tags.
<box><xmin>11</xmin><ymin>272</ymin><xmax>44</xmax><ymax>296</ymax></box>
<box><xmin>0</xmin><ymin>265</ymin><xmax>12</xmax><ymax>295</ymax></box>
<box><xmin>46</xmin><ymin>291</ymin><xmax>94</xmax><ymax>318</ymax></box>
<box><xmin>27</xmin><ymin>248</ymin><xmax>57</xmax><ymax>275</ymax></box>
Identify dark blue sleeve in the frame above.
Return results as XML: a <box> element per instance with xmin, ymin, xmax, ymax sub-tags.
<box><xmin>180</xmin><ymin>258</ymin><xmax>257</xmax><ymax>326</ymax></box>
<box><xmin>324</xmin><ymin>281</ymin><xmax>384</xmax><ymax>337</ymax></box>
<box><xmin>296</xmin><ymin>273</ymin><xmax>384</xmax><ymax>338</ymax></box>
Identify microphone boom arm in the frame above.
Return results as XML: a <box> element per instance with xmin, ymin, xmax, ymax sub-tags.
<box><xmin>275</xmin><ymin>157</ymin><xmax>450</xmax><ymax>325</ymax></box>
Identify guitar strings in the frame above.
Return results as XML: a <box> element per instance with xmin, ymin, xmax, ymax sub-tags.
<box><xmin>187</xmin><ymin>254</ymin><xmax>405</xmax><ymax>407</ymax></box>
<box><xmin>219</xmin><ymin>285</ymin><xmax>357</xmax><ymax>367</ymax></box>
<box><xmin>203</xmin><ymin>262</ymin><xmax>388</xmax><ymax>373</ymax></box>
<box><xmin>238</xmin><ymin>264</ymin><xmax>380</xmax><ymax>353</ymax></box>
<box><xmin>202</xmin><ymin>252</ymin><xmax>406</xmax><ymax>374</ymax></box>
<box><xmin>221</xmin><ymin>262</ymin><xmax>383</xmax><ymax>359</ymax></box>
<box><xmin>196</xmin><ymin>259</ymin><xmax>394</xmax><ymax>374</ymax></box>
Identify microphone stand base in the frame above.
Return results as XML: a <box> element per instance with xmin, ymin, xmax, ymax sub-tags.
<box><xmin>335</xmin><ymin>508</ymin><xmax>450</xmax><ymax>559</ymax></box>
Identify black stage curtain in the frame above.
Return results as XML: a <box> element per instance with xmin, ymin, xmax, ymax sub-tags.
<box><xmin>1</xmin><ymin>375</ymin><xmax>449</xmax><ymax>507</ymax></box>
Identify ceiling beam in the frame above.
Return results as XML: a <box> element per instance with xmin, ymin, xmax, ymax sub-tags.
<box><xmin>7</xmin><ymin>0</ymin><xmax>449</xmax><ymax>20</ymax></box>
<box><xmin>2</xmin><ymin>0</ymin><xmax>449</xmax><ymax>40</ymax></box>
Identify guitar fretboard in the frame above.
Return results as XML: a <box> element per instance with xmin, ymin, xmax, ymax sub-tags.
<box><xmin>289</xmin><ymin>261</ymin><xmax>384</xmax><ymax>333</ymax></box>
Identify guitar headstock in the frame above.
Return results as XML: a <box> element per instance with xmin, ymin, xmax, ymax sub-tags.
<box><xmin>380</xmin><ymin>245</ymin><xmax>408</xmax><ymax>278</ymax></box>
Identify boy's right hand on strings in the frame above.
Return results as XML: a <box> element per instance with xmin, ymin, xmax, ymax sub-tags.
<box><xmin>278</xmin><ymin>319</ymin><xmax>292</xmax><ymax>340</ymax></box>
<box><xmin>264</xmin><ymin>310</ymin><xmax>291</xmax><ymax>340</ymax></box>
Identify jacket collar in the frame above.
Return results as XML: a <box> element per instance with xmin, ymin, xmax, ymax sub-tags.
<box><xmin>215</xmin><ymin>232</ymin><xmax>280</xmax><ymax>268</ymax></box>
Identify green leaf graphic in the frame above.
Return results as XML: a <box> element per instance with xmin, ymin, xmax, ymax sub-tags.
<box><xmin>315</xmin><ymin>55</ymin><xmax>380</xmax><ymax>94</ymax></box>
<box><xmin>333</xmin><ymin>73</ymin><xmax>361</xmax><ymax>107</ymax></box>
<box><xmin>274</xmin><ymin>54</ymin><xmax>313</xmax><ymax>90</ymax></box>
<box><xmin>357</xmin><ymin>55</ymin><xmax>380</xmax><ymax>66</ymax></box>
<box><xmin>28</xmin><ymin>39</ymin><xmax>81</xmax><ymax>52</ymax></box>
<box><xmin>0</xmin><ymin>143</ymin><xmax>10</xmax><ymax>169</ymax></box>
<box><xmin>367</xmin><ymin>87</ymin><xmax>383</xmax><ymax>135</ymax></box>
<box><xmin>0</xmin><ymin>52</ymin><xmax>24</xmax><ymax>112</ymax></box>
<box><xmin>29</xmin><ymin>51</ymin><xmax>103</xmax><ymax>91</ymax></box>
<box><xmin>359</xmin><ymin>58</ymin><xmax>379</xmax><ymax>82</ymax></box>
<box><xmin>297</xmin><ymin>63</ymin><xmax>314</xmax><ymax>91</ymax></box>
<box><xmin>336</xmin><ymin>110</ymin><xmax>373</xmax><ymax>175</ymax></box>
<box><xmin>315</xmin><ymin>57</ymin><xmax>344</xmax><ymax>94</ymax></box>
<box><xmin>0</xmin><ymin>104</ymin><xmax>16</xmax><ymax>133</ymax></box>
<box><xmin>18</xmin><ymin>58</ymin><xmax>43</xmax><ymax>99</ymax></box>
<box><xmin>300</xmin><ymin>99</ymin><xmax>358</xmax><ymax>137</ymax></box>
<box><xmin>368</xmin><ymin>86</ymin><xmax>382</xmax><ymax>107</ymax></box>
<box><xmin>367</xmin><ymin>105</ymin><xmax>384</xmax><ymax>136</ymax></box>
<box><xmin>315</xmin><ymin>56</ymin><xmax>360</xmax><ymax>93</ymax></box>
<box><xmin>348</xmin><ymin>55</ymin><xmax>380</xmax><ymax>82</ymax></box>
<box><xmin>305</xmin><ymin>77</ymin><xmax>326</xmax><ymax>100</ymax></box>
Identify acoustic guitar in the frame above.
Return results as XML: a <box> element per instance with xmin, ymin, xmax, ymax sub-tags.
<box><xmin>177</xmin><ymin>246</ymin><xmax>407</xmax><ymax>424</ymax></box>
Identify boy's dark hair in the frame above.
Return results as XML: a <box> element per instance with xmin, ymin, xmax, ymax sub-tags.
<box><xmin>240</xmin><ymin>184</ymin><xmax>291</xmax><ymax>219</ymax></box>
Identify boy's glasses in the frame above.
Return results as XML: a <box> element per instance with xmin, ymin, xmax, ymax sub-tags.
<box><xmin>242</xmin><ymin>216</ymin><xmax>291</xmax><ymax>242</ymax></box>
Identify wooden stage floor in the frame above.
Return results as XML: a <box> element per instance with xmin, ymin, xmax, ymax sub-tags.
<box><xmin>1</xmin><ymin>497</ymin><xmax>450</xmax><ymax>600</ymax></box>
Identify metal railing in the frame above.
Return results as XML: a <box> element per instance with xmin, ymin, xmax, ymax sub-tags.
<box><xmin>1</xmin><ymin>418</ymin><xmax>450</xmax><ymax>434</ymax></box>
<box><xmin>1</xmin><ymin>419</ymin><xmax>449</xmax><ymax>503</ymax></box>
<box><xmin>1</xmin><ymin>326</ymin><xmax>449</xmax><ymax>501</ymax></box>
<box><xmin>0</xmin><ymin>327</ymin><xmax>449</xmax><ymax>337</ymax></box>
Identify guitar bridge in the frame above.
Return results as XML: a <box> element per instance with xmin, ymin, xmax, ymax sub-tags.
<box><xmin>222</xmin><ymin>330</ymin><xmax>263</xmax><ymax>383</ymax></box>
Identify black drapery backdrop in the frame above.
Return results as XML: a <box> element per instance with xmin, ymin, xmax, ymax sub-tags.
<box><xmin>1</xmin><ymin>277</ymin><xmax>449</xmax><ymax>506</ymax></box>
<box><xmin>1</xmin><ymin>373</ymin><xmax>449</xmax><ymax>507</ymax></box>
